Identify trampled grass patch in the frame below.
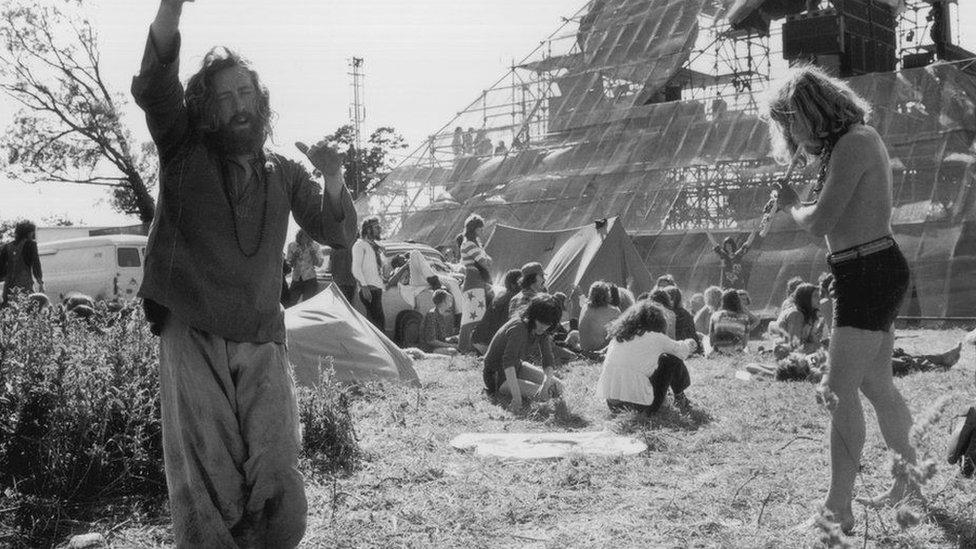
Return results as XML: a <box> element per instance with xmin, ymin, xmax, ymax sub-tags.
<box><xmin>65</xmin><ymin>330</ymin><xmax>976</xmax><ymax>547</ymax></box>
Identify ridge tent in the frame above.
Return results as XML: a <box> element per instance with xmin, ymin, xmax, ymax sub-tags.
<box><xmin>485</xmin><ymin>217</ymin><xmax>654</xmax><ymax>298</ymax></box>
<box><xmin>285</xmin><ymin>283</ymin><xmax>420</xmax><ymax>387</ymax></box>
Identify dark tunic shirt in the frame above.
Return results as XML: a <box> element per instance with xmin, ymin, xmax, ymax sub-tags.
<box><xmin>132</xmin><ymin>33</ymin><xmax>357</xmax><ymax>343</ymax></box>
<box><xmin>482</xmin><ymin>317</ymin><xmax>555</xmax><ymax>392</ymax></box>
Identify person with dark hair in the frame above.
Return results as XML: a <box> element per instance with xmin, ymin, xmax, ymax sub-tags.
<box><xmin>765</xmin><ymin>64</ymin><xmax>919</xmax><ymax>529</ymax></box>
<box><xmin>664</xmin><ymin>286</ymin><xmax>701</xmax><ymax>351</ymax></box>
<box><xmin>286</xmin><ymin>229</ymin><xmax>324</xmax><ymax>305</ymax></box>
<box><xmin>610</xmin><ymin>284</ymin><xmax>635</xmax><ymax>313</ymax></box>
<box><xmin>596</xmin><ymin>300</ymin><xmax>698</xmax><ymax>415</ymax></box>
<box><xmin>482</xmin><ymin>294</ymin><xmax>565</xmax><ymax>413</ymax></box>
<box><xmin>0</xmin><ymin>220</ymin><xmax>44</xmax><ymax>306</ymax></box>
<box><xmin>707</xmin><ymin>231</ymin><xmax>758</xmax><ymax>289</ymax></box>
<box><xmin>773</xmin><ymin>283</ymin><xmax>822</xmax><ymax>353</ymax></box>
<box><xmin>471</xmin><ymin>269</ymin><xmax>522</xmax><ymax>355</ymax></box>
<box><xmin>708</xmin><ymin>289</ymin><xmax>757</xmax><ymax>354</ymax></box>
<box><xmin>577</xmin><ymin>281</ymin><xmax>621</xmax><ymax>352</ymax></box>
<box><xmin>782</xmin><ymin>276</ymin><xmax>806</xmax><ymax>312</ymax></box>
<box><xmin>508</xmin><ymin>262</ymin><xmax>546</xmax><ymax>317</ymax></box>
<box><xmin>421</xmin><ymin>290</ymin><xmax>458</xmax><ymax>356</ymax></box>
<box><xmin>352</xmin><ymin>217</ymin><xmax>386</xmax><ymax>330</ymax></box>
<box><xmin>131</xmin><ymin>2</ymin><xmax>358</xmax><ymax>546</ymax></box>
<box><xmin>459</xmin><ymin>214</ymin><xmax>492</xmax><ymax>353</ymax></box>
<box><xmin>647</xmin><ymin>289</ymin><xmax>676</xmax><ymax>338</ymax></box>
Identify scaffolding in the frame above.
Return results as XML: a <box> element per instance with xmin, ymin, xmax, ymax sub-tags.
<box><xmin>364</xmin><ymin>0</ymin><xmax>790</xmax><ymax>232</ymax></box>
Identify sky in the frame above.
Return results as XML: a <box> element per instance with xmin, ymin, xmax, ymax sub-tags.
<box><xmin>1</xmin><ymin>0</ymin><xmax>975</xmax><ymax>227</ymax></box>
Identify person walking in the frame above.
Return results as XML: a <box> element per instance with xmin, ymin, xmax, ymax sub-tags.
<box><xmin>0</xmin><ymin>220</ymin><xmax>44</xmax><ymax>306</ymax></box>
<box><xmin>132</xmin><ymin>1</ymin><xmax>357</xmax><ymax>546</ymax></box>
<box><xmin>766</xmin><ymin>64</ymin><xmax>917</xmax><ymax>534</ymax></box>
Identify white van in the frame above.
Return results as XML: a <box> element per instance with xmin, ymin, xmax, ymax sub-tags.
<box><xmin>37</xmin><ymin>235</ymin><xmax>148</xmax><ymax>302</ymax></box>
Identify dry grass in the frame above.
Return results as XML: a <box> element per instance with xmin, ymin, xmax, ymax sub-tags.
<box><xmin>98</xmin><ymin>330</ymin><xmax>976</xmax><ymax>547</ymax></box>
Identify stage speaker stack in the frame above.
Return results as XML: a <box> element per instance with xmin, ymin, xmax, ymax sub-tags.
<box><xmin>782</xmin><ymin>0</ymin><xmax>896</xmax><ymax>77</ymax></box>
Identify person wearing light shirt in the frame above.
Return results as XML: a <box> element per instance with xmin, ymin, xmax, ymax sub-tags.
<box><xmin>596</xmin><ymin>299</ymin><xmax>697</xmax><ymax>415</ymax></box>
<box><xmin>352</xmin><ymin>217</ymin><xmax>386</xmax><ymax>330</ymax></box>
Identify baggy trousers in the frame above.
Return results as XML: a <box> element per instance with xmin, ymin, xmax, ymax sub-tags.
<box><xmin>159</xmin><ymin>316</ymin><xmax>307</xmax><ymax>548</ymax></box>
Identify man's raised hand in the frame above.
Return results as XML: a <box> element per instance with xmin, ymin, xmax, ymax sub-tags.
<box><xmin>296</xmin><ymin>141</ymin><xmax>343</xmax><ymax>178</ymax></box>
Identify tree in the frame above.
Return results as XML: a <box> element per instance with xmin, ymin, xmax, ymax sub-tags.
<box><xmin>0</xmin><ymin>0</ymin><xmax>157</xmax><ymax>224</ymax></box>
<box><xmin>320</xmin><ymin>125</ymin><xmax>408</xmax><ymax>200</ymax></box>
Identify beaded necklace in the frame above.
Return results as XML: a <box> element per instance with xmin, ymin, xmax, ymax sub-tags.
<box><xmin>805</xmin><ymin>139</ymin><xmax>836</xmax><ymax>203</ymax></box>
<box><xmin>220</xmin><ymin>155</ymin><xmax>270</xmax><ymax>258</ymax></box>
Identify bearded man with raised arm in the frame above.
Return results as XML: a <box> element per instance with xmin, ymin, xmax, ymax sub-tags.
<box><xmin>132</xmin><ymin>1</ymin><xmax>357</xmax><ymax>546</ymax></box>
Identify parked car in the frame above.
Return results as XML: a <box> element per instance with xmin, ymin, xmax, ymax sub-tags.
<box><xmin>36</xmin><ymin>235</ymin><xmax>147</xmax><ymax>302</ymax></box>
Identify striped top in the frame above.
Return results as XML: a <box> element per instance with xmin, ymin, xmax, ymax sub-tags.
<box><xmin>461</xmin><ymin>238</ymin><xmax>491</xmax><ymax>271</ymax></box>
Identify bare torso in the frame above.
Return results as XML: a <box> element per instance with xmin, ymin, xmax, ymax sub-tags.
<box><xmin>791</xmin><ymin>124</ymin><xmax>893</xmax><ymax>252</ymax></box>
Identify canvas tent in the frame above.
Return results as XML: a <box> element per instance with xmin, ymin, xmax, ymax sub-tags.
<box><xmin>485</xmin><ymin>217</ymin><xmax>654</xmax><ymax>298</ymax></box>
<box><xmin>285</xmin><ymin>284</ymin><xmax>420</xmax><ymax>387</ymax></box>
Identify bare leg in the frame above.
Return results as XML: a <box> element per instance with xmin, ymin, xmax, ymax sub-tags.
<box><xmin>822</xmin><ymin>327</ymin><xmax>884</xmax><ymax>533</ymax></box>
<box><xmin>857</xmin><ymin>328</ymin><xmax>919</xmax><ymax>507</ymax></box>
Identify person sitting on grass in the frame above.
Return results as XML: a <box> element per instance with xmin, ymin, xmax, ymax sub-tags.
<box><xmin>596</xmin><ymin>299</ymin><xmax>698</xmax><ymax>415</ymax></box>
<box><xmin>482</xmin><ymin>294</ymin><xmax>566</xmax><ymax>413</ymax></box>
<box><xmin>688</xmin><ymin>292</ymin><xmax>705</xmax><ymax>317</ymax></box>
<box><xmin>736</xmin><ymin>289</ymin><xmax>761</xmax><ymax>334</ymax></box>
<box><xmin>708</xmin><ymin>289</ymin><xmax>758</xmax><ymax>355</ymax></box>
<box><xmin>421</xmin><ymin>290</ymin><xmax>459</xmax><ymax>356</ymax></box>
<box><xmin>664</xmin><ymin>285</ymin><xmax>702</xmax><ymax>353</ymax></box>
<box><xmin>772</xmin><ymin>283</ymin><xmax>822</xmax><ymax>354</ymax></box>
<box><xmin>647</xmin><ymin>289</ymin><xmax>676</xmax><ymax>338</ymax></box>
<box><xmin>578</xmin><ymin>281</ymin><xmax>621</xmax><ymax>352</ymax></box>
<box><xmin>608</xmin><ymin>283</ymin><xmax>635</xmax><ymax>314</ymax></box>
<box><xmin>471</xmin><ymin>269</ymin><xmax>522</xmax><ymax>355</ymax></box>
<box><xmin>694</xmin><ymin>285</ymin><xmax>722</xmax><ymax>335</ymax></box>
<box><xmin>781</xmin><ymin>276</ymin><xmax>805</xmax><ymax>312</ymax></box>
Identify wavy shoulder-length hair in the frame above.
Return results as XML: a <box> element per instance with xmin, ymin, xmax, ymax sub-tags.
<box><xmin>761</xmin><ymin>64</ymin><xmax>871</xmax><ymax>164</ymax></box>
<box><xmin>184</xmin><ymin>47</ymin><xmax>274</xmax><ymax>140</ymax></box>
<box><xmin>607</xmin><ymin>299</ymin><xmax>667</xmax><ymax>343</ymax></box>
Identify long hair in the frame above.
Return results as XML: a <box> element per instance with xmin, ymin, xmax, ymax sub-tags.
<box><xmin>587</xmin><ymin>281</ymin><xmax>611</xmax><ymax>308</ymax></box>
<box><xmin>608</xmin><ymin>299</ymin><xmax>667</xmax><ymax>343</ymax></box>
<box><xmin>521</xmin><ymin>294</ymin><xmax>562</xmax><ymax>329</ymax></box>
<box><xmin>360</xmin><ymin>217</ymin><xmax>380</xmax><ymax>239</ymax></box>
<box><xmin>463</xmin><ymin>214</ymin><xmax>485</xmax><ymax>241</ymax></box>
<box><xmin>704</xmin><ymin>285</ymin><xmax>722</xmax><ymax>309</ymax></box>
<box><xmin>13</xmin><ymin>220</ymin><xmax>36</xmax><ymax>241</ymax></box>
<box><xmin>761</xmin><ymin>64</ymin><xmax>871</xmax><ymax>164</ymax></box>
<box><xmin>503</xmin><ymin>269</ymin><xmax>522</xmax><ymax>294</ymax></box>
<box><xmin>720</xmin><ymin>288</ymin><xmax>743</xmax><ymax>314</ymax></box>
<box><xmin>663</xmin><ymin>285</ymin><xmax>683</xmax><ymax>310</ymax></box>
<box><xmin>185</xmin><ymin>47</ymin><xmax>274</xmax><ymax>141</ymax></box>
<box><xmin>792</xmin><ymin>283</ymin><xmax>819</xmax><ymax>325</ymax></box>
<box><xmin>649</xmin><ymin>288</ymin><xmax>672</xmax><ymax>310</ymax></box>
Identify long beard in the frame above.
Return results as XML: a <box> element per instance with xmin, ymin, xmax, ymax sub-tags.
<box><xmin>209</xmin><ymin>114</ymin><xmax>265</xmax><ymax>155</ymax></box>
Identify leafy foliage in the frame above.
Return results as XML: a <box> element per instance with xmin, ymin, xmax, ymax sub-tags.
<box><xmin>320</xmin><ymin>125</ymin><xmax>408</xmax><ymax>200</ymax></box>
<box><xmin>0</xmin><ymin>0</ymin><xmax>156</xmax><ymax>222</ymax></box>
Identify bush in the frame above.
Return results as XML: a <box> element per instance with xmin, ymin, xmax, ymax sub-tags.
<box><xmin>297</xmin><ymin>360</ymin><xmax>362</xmax><ymax>474</ymax></box>
<box><xmin>0</xmin><ymin>295</ymin><xmax>165</xmax><ymax>502</ymax></box>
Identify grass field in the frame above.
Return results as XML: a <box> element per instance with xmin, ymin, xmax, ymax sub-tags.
<box><xmin>103</xmin><ymin>329</ymin><xmax>975</xmax><ymax>547</ymax></box>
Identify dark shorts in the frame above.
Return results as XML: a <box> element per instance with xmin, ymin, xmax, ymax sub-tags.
<box><xmin>828</xmin><ymin>237</ymin><xmax>909</xmax><ymax>332</ymax></box>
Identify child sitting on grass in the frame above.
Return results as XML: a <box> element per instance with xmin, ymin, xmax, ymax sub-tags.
<box><xmin>596</xmin><ymin>299</ymin><xmax>698</xmax><ymax>415</ymax></box>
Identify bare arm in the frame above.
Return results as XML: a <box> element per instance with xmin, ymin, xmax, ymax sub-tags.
<box><xmin>785</xmin><ymin>131</ymin><xmax>868</xmax><ymax>237</ymax></box>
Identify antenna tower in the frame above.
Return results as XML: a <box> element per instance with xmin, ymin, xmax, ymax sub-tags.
<box><xmin>348</xmin><ymin>57</ymin><xmax>366</xmax><ymax>196</ymax></box>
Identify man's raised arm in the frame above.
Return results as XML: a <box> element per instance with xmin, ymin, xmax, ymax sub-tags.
<box><xmin>132</xmin><ymin>0</ymin><xmax>193</xmax><ymax>161</ymax></box>
<box><xmin>150</xmin><ymin>0</ymin><xmax>190</xmax><ymax>57</ymax></box>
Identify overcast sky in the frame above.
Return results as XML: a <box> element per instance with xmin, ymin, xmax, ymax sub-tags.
<box><xmin>1</xmin><ymin>0</ymin><xmax>974</xmax><ymax>226</ymax></box>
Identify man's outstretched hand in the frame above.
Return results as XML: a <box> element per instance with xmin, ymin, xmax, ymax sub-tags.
<box><xmin>296</xmin><ymin>141</ymin><xmax>343</xmax><ymax>178</ymax></box>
